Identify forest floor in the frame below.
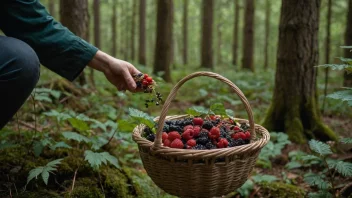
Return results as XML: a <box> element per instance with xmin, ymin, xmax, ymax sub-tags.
<box><xmin>0</xmin><ymin>66</ymin><xmax>351</xmax><ymax>197</ymax></box>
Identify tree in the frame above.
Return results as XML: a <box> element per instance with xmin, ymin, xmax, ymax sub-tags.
<box><xmin>232</xmin><ymin>0</ymin><xmax>240</xmax><ymax>67</ymax></box>
<box><xmin>60</xmin><ymin>0</ymin><xmax>89</xmax><ymax>85</ymax></box>
<box><xmin>263</xmin><ymin>0</ymin><xmax>270</xmax><ymax>70</ymax></box>
<box><xmin>138</xmin><ymin>0</ymin><xmax>147</xmax><ymax>65</ymax></box>
<box><xmin>93</xmin><ymin>0</ymin><xmax>101</xmax><ymax>49</ymax></box>
<box><xmin>241</xmin><ymin>0</ymin><xmax>255</xmax><ymax>71</ymax></box>
<box><xmin>262</xmin><ymin>0</ymin><xmax>337</xmax><ymax>143</ymax></box>
<box><xmin>344</xmin><ymin>0</ymin><xmax>352</xmax><ymax>87</ymax></box>
<box><xmin>131</xmin><ymin>0</ymin><xmax>137</xmax><ymax>61</ymax></box>
<box><xmin>322</xmin><ymin>0</ymin><xmax>332</xmax><ymax>113</ymax></box>
<box><xmin>48</xmin><ymin>0</ymin><xmax>55</xmax><ymax>18</ymax></box>
<box><xmin>153</xmin><ymin>0</ymin><xmax>173</xmax><ymax>82</ymax></box>
<box><xmin>201</xmin><ymin>0</ymin><xmax>214</xmax><ymax>69</ymax></box>
<box><xmin>111</xmin><ymin>0</ymin><xmax>117</xmax><ymax>57</ymax></box>
<box><xmin>182</xmin><ymin>0</ymin><xmax>188</xmax><ymax>65</ymax></box>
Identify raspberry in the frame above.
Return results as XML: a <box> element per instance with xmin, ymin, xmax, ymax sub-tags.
<box><xmin>162</xmin><ymin>132</ymin><xmax>168</xmax><ymax>141</ymax></box>
<box><xmin>231</xmin><ymin>133</ymin><xmax>241</xmax><ymax>140</ymax></box>
<box><xmin>170</xmin><ymin>139</ymin><xmax>184</xmax><ymax>149</ymax></box>
<box><xmin>168</xmin><ymin>131</ymin><xmax>181</xmax><ymax>141</ymax></box>
<box><xmin>187</xmin><ymin>139</ymin><xmax>196</xmax><ymax>147</ymax></box>
<box><xmin>193</xmin><ymin>126</ymin><xmax>201</xmax><ymax>137</ymax></box>
<box><xmin>182</xmin><ymin>129</ymin><xmax>194</xmax><ymax>140</ymax></box>
<box><xmin>238</xmin><ymin>132</ymin><xmax>246</xmax><ymax>139</ymax></box>
<box><xmin>193</xmin><ymin>117</ymin><xmax>204</xmax><ymax>126</ymax></box>
<box><xmin>202</xmin><ymin>121</ymin><xmax>213</xmax><ymax>130</ymax></box>
<box><xmin>146</xmin><ymin>76</ymin><xmax>153</xmax><ymax>83</ymax></box>
<box><xmin>163</xmin><ymin>139</ymin><xmax>171</xmax><ymax>147</ymax></box>
<box><xmin>142</xmin><ymin>80</ymin><xmax>149</xmax><ymax>86</ymax></box>
<box><xmin>183</xmin><ymin>125</ymin><xmax>193</xmax><ymax>131</ymax></box>
<box><xmin>233</xmin><ymin>126</ymin><xmax>240</xmax><ymax>131</ymax></box>
<box><xmin>244</xmin><ymin>131</ymin><xmax>251</xmax><ymax>139</ymax></box>
<box><xmin>209</xmin><ymin>127</ymin><xmax>220</xmax><ymax>139</ymax></box>
<box><xmin>217</xmin><ymin>138</ymin><xmax>229</xmax><ymax>148</ymax></box>
<box><xmin>143</xmin><ymin>74</ymin><xmax>149</xmax><ymax>78</ymax></box>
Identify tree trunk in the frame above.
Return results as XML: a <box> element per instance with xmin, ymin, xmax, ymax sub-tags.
<box><xmin>264</xmin><ymin>0</ymin><xmax>270</xmax><ymax>70</ymax></box>
<box><xmin>232</xmin><ymin>0</ymin><xmax>240</xmax><ymax>67</ymax></box>
<box><xmin>262</xmin><ymin>0</ymin><xmax>337</xmax><ymax>143</ymax></box>
<box><xmin>48</xmin><ymin>0</ymin><xmax>55</xmax><ymax>17</ymax></box>
<box><xmin>130</xmin><ymin>0</ymin><xmax>137</xmax><ymax>61</ymax></box>
<box><xmin>111</xmin><ymin>0</ymin><xmax>117</xmax><ymax>57</ymax></box>
<box><xmin>138</xmin><ymin>0</ymin><xmax>147</xmax><ymax>65</ymax></box>
<box><xmin>201</xmin><ymin>0</ymin><xmax>214</xmax><ymax>69</ymax></box>
<box><xmin>322</xmin><ymin>0</ymin><xmax>332</xmax><ymax>113</ymax></box>
<box><xmin>93</xmin><ymin>0</ymin><xmax>101</xmax><ymax>49</ymax></box>
<box><xmin>153</xmin><ymin>0</ymin><xmax>173</xmax><ymax>82</ymax></box>
<box><xmin>182</xmin><ymin>0</ymin><xmax>188</xmax><ymax>65</ymax></box>
<box><xmin>241</xmin><ymin>0</ymin><xmax>255</xmax><ymax>71</ymax></box>
<box><xmin>60</xmin><ymin>0</ymin><xmax>89</xmax><ymax>86</ymax></box>
<box><xmin>344</xmin><ymin>0</ymin><xmax>352</xmax><ymax>87</ymax></box>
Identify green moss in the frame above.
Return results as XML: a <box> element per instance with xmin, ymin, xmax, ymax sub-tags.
<box><xmin>102</xmin><ymin>167</ymin><xmax>131</xmax><ymax>198</ymax></box>
<box><xmin>259</xmin><ymin>182</ymin><xmax>305</xmax><ymax>198</ymax></box>
<box><xmin>285</xmin><ymin>117</ymin><xmax>305</xmax><ymax>144</ymax></box>
<box><xmin>17</xmin><ymin>189</ymin><xmax>61</xmax><ymax>198</ymax></box>
<box><xmin>64</xmin><ymin>178</ymin><xmax>104</xmax><ymax>198</ymax></box>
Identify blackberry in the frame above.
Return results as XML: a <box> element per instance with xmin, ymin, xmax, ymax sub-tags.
<box><xmin>199</xmin><ymin>131</ymin><xmax>209</xmax><ymax>138</ymax></box>
<box><xmin>202</xmin><ymin>121</ymin><xmax>213</xmax><ymax>130</ymax></box>
<box><xmin>146</xmin><ymin>134</ymin><xmax>155</xmax><ymax>142</ymax></box>
<box><xmin>237</xmin><ymin>138</ymin><xmax>245</xmax><ymax>146</ymax></box>
<box><xmin>163</xmin><ymin>124</ymin><xmax>170</xmax><ymax>132</ymax></box>
<box><xmin>183</xmin><ymin>118</ymin><xmax>193</xmax><ymax>126</ymax></box>
<box><xmin>144</xmin><ymin>127</ymin><xmax>152</xmax><ymax>136</ymax></box>
<box><xmin>197</xmin><ymin>136</ymin><xmax>210</xmax><ymax>145</ymax></box>
<box><xmin>169</xmin><ymin>125</ymin><xmax>183</xmax><ymax>132</ymax></box>
<box><xmin>244</xmin><ymin>139</ymin><xmax>250</xmax><ymax>144</ymax></box>
<box><xmin>165</xmin><ymin>120</ymin><xmax>175</xmax><ymax>125</ymax></box>
<box><xmin>211</xmin><ymin>119</ymin><xmax>220</xmax><ymax>126</ymax></box>
<box><xmin>220</xmin><ymin>126</ymin><xmax>227</xmax><ymax>133</ymax></box>
<box><xmin>205</xmin><ymin>142</ymin><xmax>216</xmax><ymax>149</ymax></box>
<box><xmin>193</xmin><ymin>144</ymin><xmax>207</xmax><ymax>150</ymax></box>
<box><xmin>136</xmin><ymin>81</ymin><xmax>142</xmax><ymax>88</ymax></box>
<box><xmin>220</xmin><ymin>131</ymin><xmax>227</xmax><ymax>138</ymax></box>
<box><xmin>228</xmin><ymin>139</ymin><xmax>236</xmax><ymax>147</ymax></box>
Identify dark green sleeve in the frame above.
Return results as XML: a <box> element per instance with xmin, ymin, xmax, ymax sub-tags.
<box><xmin>0</xmin><ymin>0</ymin><xmax>98</xmax><ymax>81</ymax></box>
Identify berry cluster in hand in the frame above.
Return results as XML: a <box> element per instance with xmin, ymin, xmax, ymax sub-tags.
<box><xmin>143</xmin><ymin>116</ymin><xmax>251</xmax><ymax>150</ymax></box>
<box><xmin>133</xmin><ymin>73</ymin><xmax>163</xmax><ymax>108</ymax></box>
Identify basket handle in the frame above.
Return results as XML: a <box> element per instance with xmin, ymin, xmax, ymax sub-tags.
<box><xmin>153</xmin><ymin>71</ymin><xmax>255</xmax><ymax>148</ymax></box>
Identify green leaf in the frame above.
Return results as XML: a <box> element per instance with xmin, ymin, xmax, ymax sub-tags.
<box><xmin>41</xmin><ymin>170</ymin><xmax>50</xmax><ymax>185</ymax></box>
<box><xmin>33</xmin><ymin>141</ymin><xmax>44</xmax><ymax>157</ymax></box>
<box><xmin>46</xmin><ymin>158</ymin><xmax>63</xmax><ymax>168</ymax></box>
<box><xmin>68</xmin><ymin>118</ymin><xmax>90</xmax><ymax>132</ymax></box>
<box><xmin>340</xmin><ymin>138</ymin><xmax>352</xmax><ymax>144</ymax></box>
<box><xmin>117</xmin><ymin>120</ymin><xmax>135</xmax><ymax>132</ymax></box>
<box><xmin>186</xmin><ymin>106</ymin><xmax>209</xmax><ymax>116</ymax></box>
<box><xmin>27</xmin><ymin>167</ymin><xmax>44</xmax><ymax>184</ymax></box>
<box><xmin>84</xmin><ymin>150</ymin><xmax>120</xmax><ymax>169</ymax></box>
<box><xmin>340</xmin><ymin>46</ymin><xmax>352</xmax><ymax>49</ymax></box>
<box><xmin>101</xmin><ymin>152</ymin><xmax>120</xmax><ymax>168</ymax></box>
<box><xmin>210</xmin><ymin>103</ymin><xmax>227</xmax><ymax>117</ymax></box>
<box><xmin>304</xmin><ymin>173</ymin><xmax>330</xmax><ymax>190</ymax></box>
<box><xmin>285</xmin><ymin>161</ymin><xmax>302</xmax><ymax>170</ymax></box>
<box><xmin>302</xmin><ymin>155</ymin><xmax>322</xmax><ymax>163</ymax></box>
<box><xmin>225</xmin><ymin>109</ymin><xmax>235</xmax><ymax>117</ymax></box>
<box><xmin>50</xmin><ymin>142</ymin><xmax>72</xmax><ymax>150</ymax></box>
<box><xmin>237</xmin><ymin>180</ymin><xmax>254</xmax><ymax>197</ymax></box>
<box><xmin>34</xmin><ymin>94</ymin><xmax>52</xmax><ymax>103</ymax></box>
<box><xmin>308</xmin><ymin>191</ymin><xmax>333</xmax><ymax>198</ymax></box>
<box><xmin>317</xmin><ymin>64</ymin><xmax>352</xmax><ymax>71</ymax></box>
<box><xmin>62</xmin><ymin>132</ymin><xmax>90</xmax><ymax>143</ymax></box>
<box><xmin>327</xmin><ymin>90</ymin><xmax>352</xmax><ymax>102</ymax></box>
<box><xmin>309</xmin><ymin>140</ymin><xmax>332</xmax><ymax>156</ymax></box>
<box><xmin>252</xmin><ymin>175</ymin><xmax>278</xmax><ymax>183</ymax></box>
<box><xmin>128</xmin><ymin>108</ymin><xmax>155</xmax><ymax>128</ymax></box>
<box><xmin>327</xmin><ymin>160</ymin><xmax>352</xmax><ymax>177</ymax></box>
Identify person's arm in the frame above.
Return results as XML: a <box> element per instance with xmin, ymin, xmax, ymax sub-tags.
<box><xmin>0</xmin><ymin>0</ymin><xmax>97</xmax><ymax>81</ymax></box>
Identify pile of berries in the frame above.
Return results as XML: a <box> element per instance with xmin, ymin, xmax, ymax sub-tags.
<box><xmin>143</xmin><ymin>116</ymin><xmax>251</xmax><ymax>150</ymax></box>
<box><xmin>133</xmin><ymin>73</ymin><xmax>162</xmax><ymax>108</ymax></box>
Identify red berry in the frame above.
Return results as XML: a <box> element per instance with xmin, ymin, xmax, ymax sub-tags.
<box><xmin>233</xmin><ymin>126</ymin><xmax>240</xmax><ymax>131</ymax></box>
<box><xmin>143</xmin><ymin>74</ymin><xmax>149</xmax><ymax>79</ymax></box>
<box><xmin>146</xmin><ymin>77</ymin><xmax>153</xmax><ymax>83</ymax></box>
<box><xmin>162</xmin><ymin>132</ymin><xmax>168</xmax><ymax>141</ymax></box>
<box><xmin>238</xmin><ymin>132</ymin><xmax>246</xmax><ymax>139</ymax></box>
<box><xmin>182</xmin><ymin>129</ymin><xmax>194</xmax><ymax>140</ymax></box>
<box><xmin>244</xmin><ymin>131</ymin><xmax>251</xmax><ymax>139</ymax></box>
<box><xmin>193</xmin><ymin>117</ymin><xmax>204</xmax><ymax>126</ymax></box>
<box><xmin>187</xmin><ymin>139</ymin><xmax>196</xmax><ymax>147</ymax></box>
<box><xmin>183</xmin><ymin>125</ymin><xmax>193</xmax><ymax>131</ymax></box>
<box><xmin>142</xmin><ymin>80</ymin><xmax>149</xmax><ymax>86</ymax></box>
<box><xmin>193</xmin><ymin>126</ymin><xmax>201</xmax><ymax>137</ymax></box>
<box><xmin>209</xmin><ymin>127</ymin><xmax>220</xmax><ymax>139</ymax></box>
<box><xmin>163</xmin><ymin>139</ymin><xmax>171</xmax><ymax>147</ymax></box>
<box><xmin>231</xmin><ymin>133</ymin><xmax>240</xmax><ymax>140</ymax></box>
<box><xmin>168</xmin><ymin>131</ymin><xmax>181</xmax><ymax>141</ymax></box>
<box><xmin>217</xmin><ymin>138</ymin><xmax>229</xmax><ymax>148</ymax></box>
<box><xmin>170</xmin><ymin>139</ymin><xmax>184</xmax><ymax>149</ymax></box>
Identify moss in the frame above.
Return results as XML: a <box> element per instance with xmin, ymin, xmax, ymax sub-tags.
<box><xmin>259</xmin><ymin>182</ymin><xmax>305</xmax><ymax>198</ymax></box>
<box><xmin>64</xmin><ymin>177</ymin><xmax>104</xmax><ymax>198</ymax></box>
<box><xmin>285</xmin><ymin>117</ymin><xmax>305</xmax><ymax>144</ymax></box>
<box><xmin>17</xmin><ymin>189</ymin><xmax>61</xmax><ymax>198</ymax></box>
<box><xmin>102</xmin><ymin>167</ymin><xmax>131</xmax><ymax>198</ymax></box>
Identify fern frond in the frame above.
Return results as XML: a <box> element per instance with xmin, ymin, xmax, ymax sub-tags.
<box><xmin>308</xmin><ymin>140</ymin><xmax>332</xmax><ymax>156</ymax></box>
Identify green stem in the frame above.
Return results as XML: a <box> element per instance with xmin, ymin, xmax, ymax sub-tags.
<box><xmin>322</xmin><ymin>157</ymin><xmax>336</xmax><ymax>196</ymax></box>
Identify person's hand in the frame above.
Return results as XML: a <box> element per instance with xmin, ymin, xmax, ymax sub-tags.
<box><xmin>88</xmin><ymin>51</ymin><xmax>141</xmax><ymax>92</ymax></box>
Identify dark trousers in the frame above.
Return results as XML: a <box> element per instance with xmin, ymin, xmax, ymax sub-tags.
<box><xmin>0</xmin><ymin>36</ymin><xmax>40</xmax><ymax>129</ymax></box>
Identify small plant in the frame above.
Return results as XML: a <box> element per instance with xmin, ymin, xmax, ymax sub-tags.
<box><xmin>27</xmin><ymin>159</ymin><xmax>63</xmax><ymax>186</ymax></box>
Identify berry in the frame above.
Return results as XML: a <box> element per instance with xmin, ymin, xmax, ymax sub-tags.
<box><xmin>183</xmin><ymin>125</ymin><xmax>193</xmax><ymax>131</ymax></box>
<box><xmin>169</xmin><ymin>125</ymin><xmax>183</xmax><ymax>132</ymax></box>
<box><xmin>142</xmin><ymin>80</ymin><xmax>149</xmax><ymax>86</ymax></box>
<box><xmin>197</xmin><ymin>136</ymin><xmax>210</xmax><ymax>145</ymax></box>
<box><xmin>217</xmin><ymin>138</ymin><xmax>229</xmax><ymax>148</ymax></box>
<box><xmin>193</xmin><ymin>144</ymin><xmax>207</xmax><ymax>150</ymax></box>
<box><xmin>244</xmin><ymin>139</ymin><xmax>250</xmax><ymax>144</ymax></box>
<box><xmin>237</xmin><ymin>138</ymin><xmax>245</xmax><ymax>146</ymax></box>
<box><xmin>182</xmin><ymin>129</ymin><xmax>194</xmax><ymax>140</ymax></box>
<box><xmin>163</xmin><ymin>124</ymin><xmax>170</xmax><ymax>132</ymax></box>
<box><xmin>170</xmin><ymin>139</ymin><xmax>184</xmax><ymax>149</ymax></box>
<box><xmin>183</xmin><ymin>118</ymin><xmax>193</xmax><ymax>126</ymax></box>
<box><xmin>163</xmin><ymin>139</ymin><xmax>171</xmax><ymax>147</ymax></box>
<box><xmin>146</xmin><ymin>76</ymin><xmax>153</xmax><ymax>83</ymax></box>
<box><xmin>162</xmin><ymin>132</ymin><xmax>168</xmax><ymax>141</ymax></box>
<box><xmin>193</xmin><ymin>126</ymin><xmax>201</xmax><ymax>137</ymax></box>
<box><xmin>209</xmin><ymin>127</ymin><xmax>220</xmax><ymax>139</ymax></box>
<box><xmin>187</xmin><ymin>139</ymin><xmax>197</xmax><ymax>147</ymax></box>
<box><xmin>233</xmin><ymin>126</ymin><xmax>240</xmax><ymax>131</ymax></box>
<box><xmin>202</xmin><ymin>121</ymin><xmax>213</xmax><ymax>130</ymax></box>
<box><xmin>238</xmin><ymin>132</ymin><xmax>246</xmax><ymax>139</ymax></box>
<box><xmin>168</xmin><ymin>131</ymin><xmax>181</xmax><ymax>141</ymax></box>
<box><xmin>232</xmin><ymin>133</ymin><xmax>241</xmax><ymax>140</ymax></box>
<box><xmin>143</xmin><ymin>74</ymin><xmax>149</xmax><ymax>79</ymax></box>
<box><xmin>193</xmin><ymin>117</ymin><xmax>204</xmax><ymax>126</ymax></box>
<box><xmin>146</xmin><ymin>134</ymin><xmax>155</xmax><ymax>142</ymax></box>
<box><xmin>144</xmin><ymin>127</ymin><xmax>152</xmax><ymax>136</ymax></box>
<box><xmin>244</xmin><ymin>131</ymin><xmax>251</xmax><ymax>139</ymax></box>
<box><xmin>199</xmin><ymin>130</ymin><xmax>209</xmax><ymax>138</ymax></box>
<box><xmin>205</xmin><ymin>142</ymin><xmax>216</xmax><ymax>149</ymax></box>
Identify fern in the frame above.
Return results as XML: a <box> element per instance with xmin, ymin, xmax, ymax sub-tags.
<box><xmin>84</xmin><ymin>150</ymin><xmax>120</xmax><ymax>169</ymax></box>
<box><xmin>304</xmin><ymin>173</ymin><xmax>330</xmax><ymax>190</ymax></box>
<box><xmin>129</xmin><ymin>108</ymin><xmax>155</xmax><ymax>129</ymax></box>
<box><xmin>340</xmin><ymin>137</ymin><xmax>352</xmax><ymax>144</ymax></box>
<box><xmin>308</xmin><ymin>140</ymin><xmax>332</xmax><ymax>156</ymax></box>
<box><xmin>327</xmin><ymin>160</ymin><xmax>352</xmax><ymax>177</ymax></box>
<box><xmin>251</xmin><ymin>174</ymin><xmax>278</xmax><ymax>183</ymax></box>
<box><xmin>317</xmin><ymin>64</ymin><xmax>351</xmax><ymax>71</ymax></box>
<box><xmin>27</xmin><ymin>159</ymin><xmax>63</xmax><ymax>185</ymax></box>
<box><xmin>62</xmin><ymin>131</ymin><xmax>90</xmax><ymax>143</ymax></box>
<box><xmin>327</xmin><ymin>89</ymin><xmax>352</xmax><ymax>105</ymax></box>
<box><xmin>308</xmin><ymin>191</ymin><xmax>333</xmax><ymax>198</ymax></box>
<box><xmin>236</xmin><ymin>180</ymin><xmax>254</xmax><ymax>197</ymax></box>
<box><xmin>50</xmin><ymin>141</ymin><xmax>72</xmax><ymax>150</ymax></box>
<box><xmin>285</xmin><ymin>161</ymin><xmax>302</xmax><ymax>170</ymax></box>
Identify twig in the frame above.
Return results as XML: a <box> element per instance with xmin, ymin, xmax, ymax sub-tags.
<box><xmin>70</xmin><ymin>168</ymin><xmax>78</xmax><ymax>195</ymax></box>
<box><xmin>28</xmin><ymin>94</ymin><xmax>38</xmax><ymax>152</ymax></box>
<box><xmin>104</xmin><ymin>130</ymin><xmax>117</xmax><ymax>147</ymax></box>
<box><xmin>97</xmin><ymin>172</ymin><xmax>105</xmax><ymax>195</ymax></box>
<box><xmin>249</xmin><ymin>187</ymin><xmax>261</xmax><ymax>198</ymax></box>
<box><xmin>18</xmin><ymin>121</ymin><xmax>43</xmax><ymax>132</ymax></box>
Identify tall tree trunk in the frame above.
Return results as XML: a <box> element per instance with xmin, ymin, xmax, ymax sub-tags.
<box><xmin>182</xmin><ymin>0</ymin><xmax>188</xmax><ymax>65</ymax></box>
<box><xmin>138</xmin><ymin>0</ymin><xmax>147</xmax><ymax>65</ymax></box>
<box><xmin>124</xmin><ymin>2</ymin><xmax>129</xmax><ymax>60</ymax></box>
<box><xmin>217</xmin><ymin>24</ymin><xmax>222</xmax><ymax>65</ymax></box>
<box><xmin>264</xmin><ymin>0</ymin><xmax>270</xmax><ymax>70</ymax></box>
<box><xmin>91</xmin><ymin>0</ymin><xmax>101</xmax><ymax>87</ymax></box>
<box><xmin>153</xmin><ymin>0</ymin><xmax>173</xmax><ymax>82</ymax></box>
<box><xmin>60</xmin><ymin>0</ymin><xmax>89</xmax><ymax>86</ymax></box>
<box><xmin>201</xmin><ymin>0</ymin><xmax>214</xmax><ymax>69</ymax></box>
<box><xmin>344</xmin><ymin>0</ymin><xmax>352</xmax><ymax>87</ymax></box>
<box><xmin>111</xmin><ymin>0</ymin><xmax>117</xmax><ymax>57</ymax></box>
<box><xmin>232</xmin><ymin>0</ymin><xmax>240</xmax><ymax>66</ymax></box>
<box><xmin>322</xmin><ymin>0</ymin><xmax>332</xmax><ymax>113</ymax></box>
<box><xmin>241</xmin><ymin>0</ymin><xmax>255</xmax><ymax>71</ymax></box>
<box><xmin>262</xmin><ymin>0</ymin><xmax>337</xmax><ymax>143</ymax></box>
<box><xmin>48</xmin><ymin>0</ymin><xmax>55</xmax><ymax>17</ymax></box>
<box><xmin>131</xmin><ymin>0</ymin><xmax>137</xmax><ymax>61</ymax></box>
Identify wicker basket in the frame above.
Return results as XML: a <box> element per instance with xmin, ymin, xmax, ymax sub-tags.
<box><xmin>132</xmin><ymin>72</ymin><xmax>270</xmax><ymax>198</ymax></box>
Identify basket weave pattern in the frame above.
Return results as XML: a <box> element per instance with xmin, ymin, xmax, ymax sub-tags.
<box><xmin>132</xmin><ymin>72</ymin><xmax>270</xmax><ymax>198</ymax></box>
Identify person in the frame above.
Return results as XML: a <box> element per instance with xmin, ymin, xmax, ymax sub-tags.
<box><xmin>0</xmin><ymin>0</ymin><xmax>141</xmax><ymax>129</ymax></box>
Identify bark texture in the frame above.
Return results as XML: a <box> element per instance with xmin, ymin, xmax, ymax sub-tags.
<box><xmin>138</xmin><ymin>0</ymin><xmax>147</xmax><ymax>65</ymax></box>
<box><xmin>201</xmin><ymin>0</ymin><xmax>214</xmax><ymax>68</ymax></box>
<box><xmin>241</xmin><ymin>0</ymin><xmax>255</xmax><ymax>71</ymax></box>
<box><xmin>344</xmin><ymin>0</ymin><xmax>352</xmax><ymax>86</ymax></box>
<box><xmin>182</xmin><ymin>0</ymin><xmax>188</xmax><ymax>65</ymax></box>
<box><xmin>232</xmin><ymin>0</ymin><xmax>240</xmax><ymax>66</ymax></box>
